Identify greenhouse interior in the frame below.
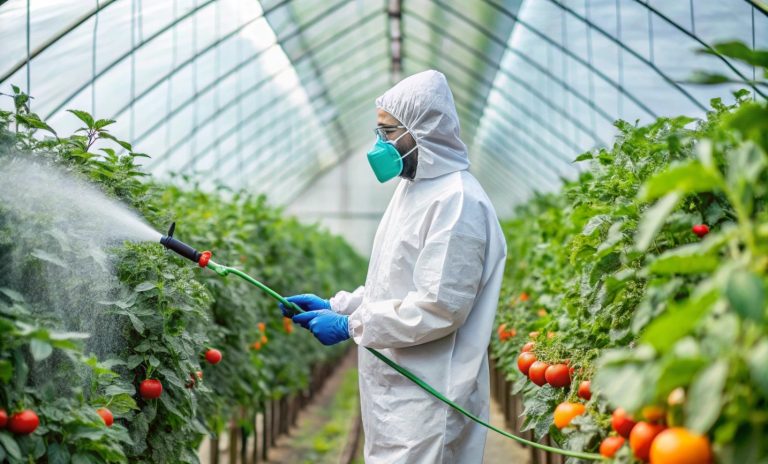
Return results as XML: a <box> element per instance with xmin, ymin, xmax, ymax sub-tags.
<box><xmin>0</xmin><ymin>0</ymin><xmax>766</xmax><ymax>463</ymax></box>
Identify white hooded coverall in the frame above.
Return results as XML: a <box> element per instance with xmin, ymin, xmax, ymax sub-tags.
<box><xmin>330</xmin><ymin>70</ymin><xmax>507</xmax><ymax>463</ymax></box>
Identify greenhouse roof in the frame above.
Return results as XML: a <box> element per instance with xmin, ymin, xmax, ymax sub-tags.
<box><xmin>1</xmin><ymin>0</ymin><xmax>765</xmax><ymax>217</ymax></box>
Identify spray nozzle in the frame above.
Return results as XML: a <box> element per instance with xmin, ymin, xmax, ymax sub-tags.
<box><xmin>159</xmin><ymin>222</ymin><xmax>212</xmax><ymax>268</ymax></box>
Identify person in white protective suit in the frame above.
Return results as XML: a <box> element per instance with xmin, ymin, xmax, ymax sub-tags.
<box><xmin>281</xmin><ymin>70</ymin><xmax>507</xmax><ymax>463</ymax></box>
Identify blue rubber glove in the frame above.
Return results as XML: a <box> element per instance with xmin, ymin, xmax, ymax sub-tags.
<box><xmin>279</xmin><ymin>294</ymin><xmax>331</xmax><ymax>318</ymax></box>
<box><xmin>292</xmin><ymin>310</ymin><xmax>350</xmax><ymax>346</ymax></box>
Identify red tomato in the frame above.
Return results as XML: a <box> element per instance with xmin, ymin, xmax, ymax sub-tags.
<box><xmin>517</xmin><ymin>352</ymin><xmax>537</xmax><ymax>376</ymax></box>
<box><xmin>0</xmin><ymin>409</ymin><xmax>7</xmax><ymax>428</ymax></box>
<box><xmin>544</xmin><ymin>364</ymin><xmax>571</xmax><ymax>388</ymax></box>
<box><xmin>258</xmin><ymin>322</ymin><xmax>266</xmax><ymax>333</ymax></box>
<box><xmin>692</xmin><ymin>224</ymin><xmax>710</xmax><ymax>238</ymax></box>
<box><xmin>9</xmin><ymin>410</ymin><xmax>39</xmax><ymax>435</ymax></box>
<box><xmin>650</xmin><ymin>427</ymin><xmax>712</xmax><ymax>464</ymax></box>
<box><xmin>528</xmin><ymin>361</ymin><xmax>550</xmax><ymax>386</ymax></box>
<box><xmin>600</xmin><ymin>436</ymin><xmax>625</xmax><ymax>458</ymax></box>
<box><xmin>140</xmin><ymin>379</ymin><xmax>163</xmax><ymax>399</ymax></box>
<box><xmin>553</xmin><ymin>402</ymin><xmax>586</xmax><ymax>429</ymax></box>
<box><xmin>528</xmin><ymin>331</ymin><xmax>540</xmax><ymax>339</ymax></box>
<box><xmin>630</xmin><ymin>422</ymin><xmax>666</xmax><ymax>461</ymax></box>
<box><xmin>97</xmin><ymin>408</ymin><xmax>114</xmax><ymax>427</ymax></box>
<box><xmin>519</xmin><ymin>292</ymin><xmax>529</xmax><ymax>302</ymax></box>
<box><xmin>521</xmin><ymin>342</ymin><xmax>535</xmax><ymax>353</ymax></box>
<box><xmin>612</xmin><ymin>408</ymin><xmax>638</xmax><ymax>438</ymax></box>
<box><xmin>283</xmin><ymin>317</ymin><xmax>294</xmax><ymax>334</ymax></box>
<box><xmin>578</xmin><ymin>381</ymin><xmax>592</xmax><ymax>401</ymax></box>
<box><xmin>205</xmin><ymin>348</ymin><xmax>222</xmax><ymax>365</ymax></box>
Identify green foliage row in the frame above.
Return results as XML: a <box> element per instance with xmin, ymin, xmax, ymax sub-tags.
<box><xmin>492</xmin><ymin>53</ymin><xmax>768</xmax><ymax>462</ymax></box>
<box><xmin>0</xmin><ymin>88</ymin><xmax>365</xmax><ymax>463</ymax></box>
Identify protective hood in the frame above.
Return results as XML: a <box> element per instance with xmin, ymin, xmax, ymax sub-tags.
<box><xmin>375</xmin><ymin>70</ymin><xmax>470</xmax><ymax>180</ymax></box>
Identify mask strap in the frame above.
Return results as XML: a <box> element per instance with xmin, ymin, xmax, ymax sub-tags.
<box><xmin>399</xmin><ymin>144</ymin><xmax>418</xmax><ymax>160</ymax></box>
<box><xmin>390</xmin><ymin>130</ymin><xmax>417</xmax><ymax>159</ymax></box>
<box><xmin>392</xmin><ymin>130</ymin><xmax>409</xmax><ymax>143</ymax></box>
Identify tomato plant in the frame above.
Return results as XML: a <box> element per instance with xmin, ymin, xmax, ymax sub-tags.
<box><xmin>0</xmin><ymin>83</ymin><xmax>366</xmax><ymax>462</ymax></box>
<box><xmin>491</xmin><ymin>43</ymin><xmax>768</xmax><ymax>462</ymax></box>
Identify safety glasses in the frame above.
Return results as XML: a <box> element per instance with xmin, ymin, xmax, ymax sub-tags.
<box><xmin>374</xmin><ymin>125</ymin><xmax>406</xmax><ymax>140</ymax></box>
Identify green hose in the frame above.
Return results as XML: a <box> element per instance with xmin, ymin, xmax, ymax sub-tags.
<box><xmin>205</xmin><ymin>261</ymin><xmax>604</xmax><ymax>461</ymax></box>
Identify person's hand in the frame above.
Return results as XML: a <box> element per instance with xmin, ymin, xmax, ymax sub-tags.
<box><xmin>279</xmin><ymin>294</ymin><xmax>330</xmax><ymax>318</ymax></box>
<box><xmin>292</xmin><ymin>310</ymin><xmax>350</xmax><ymax>346</ymax></box>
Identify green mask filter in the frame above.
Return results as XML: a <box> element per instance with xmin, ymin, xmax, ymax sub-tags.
<box><xmin>366</xmin><ymin>132</ymin><xmax>417</xmax><ymax>183</ymax></box>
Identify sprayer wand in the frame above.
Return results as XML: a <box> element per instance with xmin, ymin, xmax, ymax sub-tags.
<box><xmin>158</xmin><ymin>223</ymin><xmax>604</xmax><ymax>461</ymax></box>
<box><xmin>159</xmin><ymin>222</ymin><xmax>302</xmax><ymax>314</ymax></box>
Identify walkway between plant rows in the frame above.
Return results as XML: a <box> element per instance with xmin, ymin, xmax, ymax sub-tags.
<box><xmin>199</xmin><ymin>349</ymin><xmax>529</xmax><ymax>463</ymax></box>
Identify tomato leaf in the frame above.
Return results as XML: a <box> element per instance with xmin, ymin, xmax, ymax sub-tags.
<box><xmin>72</xmin><ymin>451</ymin><xmax>102</xmax><ymax>464</ymax></box>
<box><xmin>648</xmin><ymin>244</ymin><xmax>720</xmax><ymax>275</ymax></box>
<box><xmin>67</xmin><ymin>109</ymin><xmax>95</xmax><ymax>129</ymax></box>
<box><xmin>700</xmin><ymin>41</ymin><xmax>768</xmax><ymax>68</ymax></box>
<box><xmin>128</xmin><ymin>313</ymin><xmax>145</xmax><ymax>335</ymax></box>
<box><xmin>640</xmin><ymin>291</ymin><xmax>718</xmax><ymax>353</ymax></box>
<box><xmin>748</xmin><ymin>340</ymin><xmax>768</xmax><ymax>396</ymax></box>
<box><xmin>685</xmin><ymin>360</ymin><xmax>728</xmax><ymax>433</ymax></box>
<box><xmin>0</xmin><ymin>360</ymin><xmax>12</xmax><ymax>382</ymax></box>
<box><xmin>725</xmin><ymin>270</ymin><xmax>766</xmax><ymax>323</ymax></box>
<box><xmin>636</xmin><ymin>192</ymin><xmax>681</xmax><ymax>252</ymax></box>
<box><xmin>133</xmin><ymin>281</ymin><xmax>156</xmax><ymax>292</ymax></box>
<box><xmin>0</xmin><ymin>287</ymin><xmax>25</xmax><ymax>303</ymax></box>
<box><xmin>639</xmin><ymin>161</ymin><xmax>724</xmax><ymax>201</ymax></box>
<box><xmin>47</xmin><ymin>443</ymin><xmax>70</xmax><ymax>464</ymax></box>
<box><xmin>0</xmin><ymin>431</ymin><xmax>22</xmax><ymax>460</ymax></box>
<box><xmin>654</xmin><ymin>356</ymin><xmax>708</xmax><ymax>400</ymax></box>
<box><xmin>30</xmin><ymin>338</ymin><xmax>53</xmax><ymax>361</ymax></box>
<box><xmin>594</xmin><ymin>347</ymin><xmax>657</xmax><ymax>412</ymax></box>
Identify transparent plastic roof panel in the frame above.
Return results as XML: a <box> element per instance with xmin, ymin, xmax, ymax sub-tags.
<box><xmin>1</xmin><ymin>0</ymin><xmax>764</xmax><ymax>215</ymax></box>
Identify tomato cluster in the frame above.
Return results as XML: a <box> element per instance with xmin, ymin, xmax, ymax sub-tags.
<box><xmin>515</xmin><ymin>344</ymin><xmax>574</xmax><ymax>390</ymax></box>
<box><xmin>597</xmin><ymin>407</ymin><xmax>712</xmax><ymax>463</ymax></box>
<box><xmin>497</xmin><ymin>323</ymin><xmax>516</xmax><ymax>341</ymax></box>
<box><xmin>251</xmin><ymin>323</ymin><xmax>272</xmax><ymax>350</ymax></box>
<box><xmin>515</xmin><ymin>341</ymin><xmax>714</xmax><ymax>463</ymax></box>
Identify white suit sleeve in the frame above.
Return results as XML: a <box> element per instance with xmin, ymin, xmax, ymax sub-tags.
<box><xmin>348</xmin><ymin>196</ymin><xmax>487</xmax><ymax>349</ymax></box>
<box><xmin>329</xmin><ymin>286</ymin><xmax>365</xmax><ymax>315</ymax></box>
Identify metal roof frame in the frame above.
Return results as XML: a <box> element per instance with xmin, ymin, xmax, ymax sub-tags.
<box><xmin>137</xmin><ymin>8</ymin><xmax>385</xmax><ymax>167</ymax></box>
<box><xmin>167</xmin><ymin>36</ymin><xmax>389</xmax><ymax>174</ymax></box>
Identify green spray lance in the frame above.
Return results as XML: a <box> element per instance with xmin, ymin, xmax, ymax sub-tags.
<box><xmin>159</xmin><ymin>222</ymin><xmax>604</xmax><ymax>461</ymax></box>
